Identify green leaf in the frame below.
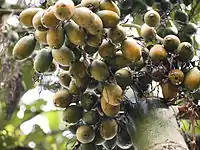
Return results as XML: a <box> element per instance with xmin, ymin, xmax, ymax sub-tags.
<box><xmin>25</xmin><ymin>99</ymin><xmax>47</xmax><ymax>112</ymax></box>
<box><xmin>42</xmin><ymin>111</ymin><xmax>63</xmax><ymax>131</ymax></box>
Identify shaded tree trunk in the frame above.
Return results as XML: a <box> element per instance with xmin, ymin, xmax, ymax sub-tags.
<box><xmin>130</xmin><ymin>100</ymin><xmax>189</xmax><ymax>150</ymax></box>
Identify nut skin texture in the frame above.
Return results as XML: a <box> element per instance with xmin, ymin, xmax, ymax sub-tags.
<box><xmin>168</xmin><ymin>69</ymin><xmax>184</xmax><ymax>85</ymax></box>
<box><xmin>163</xmin><ymin>35</ymin><xmax>180</xmax><ymax>53</ymax></box>
<box><xmin>64</xmin><ymin>20</ymin><xmax>86</xmax><ymax>46</ymax></box>
<box><xmin>47</xmin><ymin>27</ymin><xmax>65</xmax><ymax>49</ymax></box>
<box><xmin>19</xmin><ymin>8</ymin><xmax>42</xmax><ymax>27</ymax></box>
<box><xmin>184</xmin><ymin>67</ymin><xmax>200</xmax><ymax>90</ymax></box>
<box><xmin>99</xmin><ymin>0</ymin><xmax>120</xmax><ymax>16</ymax></box>
<box><xmin>53</xmin><ymin>89</ymin><xmax>72</xmax><ymax>108</ymax></box>
<box><xmin>81</xmin><ymin>0</ymin><xmax>100</xmax><ymax>9</ymax></box>
<box><xmin>63</xmin><ymin>105</ymin><xmax>82</xmax><ymax>123</ymax></box>
<box><xmin>107</xmin><ymin>25</ymin><xmax>126</xmax><ymax>44</ymax></box>
<box><xmin>114</xmin><ymin>68</ymin><xmax>132</xmax><ymax>88</ymax></box>
<box><xmin>177</xmin><ymin>42</ymin><xmax>194</xmax><ymax>62</ymax></box>
<box><xmin>34</xmin><ymin>30</ymin><xmax>47</xmax><ymax>45</ymax></box>
<box><xmin>149</xmin><ymin>44</ymin><xmax>168</xmax><ymax>63</ymax></box>
<box><xmin>32</xmin><ymin>10</ymin><xmax>48</xmax><ymax>31</ymax></box>
<box><xmin>52</xmin><ymin>46</ymin><xmax>75</xmax><ymax>66</ymax></box>
<box><xmin>85</xmin><ymin>13</ymin><xmax>103</xmax><ymax>35</ymax></box>
<box><xmin>59</xmin><ymin>72</ymin><xmax>71</xmax><ymax>87</ymax></box>
<box><xmin>144</xmin><ymin>10</ymin><xmax>160</xmax><ymax>27</ymax></box>
<box><xmin>121</xmin><ymin>38</ymin><xmax>142</xmax><ymax>62</ymax></box>
<box><xmin>53</xmin><ymin>0</ymin><xmax>75</xmax><ymax>21</ymax></box>
<box><xmin>76</xmin><ymin>125</ymin><xmax>95</xmax><ymax>144</ymax></box>
<box><xmin>34</xmin><ymin>48</ymin><xmax>53</xmax><ymax>73</ymax></box>
<box><xmin>72</xmin><ymin>7</ymin><xmax>95</xmax><ymax>28</ymax></box>
<box><xmin>101</xmin><ymin>97</ymin><xmax>120</xmax><ymax>117</ymax></box>
<box><xmin>89</xmin><ymin>60</ymin><xmax>110</xmax><ymax>81</ymax></box>
<box><xmin>102</xmin><ymin>83</ymin><xmax>123</xmax><ymax>106</ymax></box>
<box><xmin>96</xmin><ymin>10</ymin><xmax>120</xmax><ymax>28</ymax></box>
<box><xmin>100</xmin><ymin>119</ymin><xmax>118</xmax><ymax>140</ymax></box>
<box><xmin>41</xmin><ymin>6</ymin><xmax>60</xmax><ymax>28</ymax></box>
<box><xmin>161</xmin><ymin>82</ymin><xmax>178</xmax><ymax>100</ymax></box>
<box><xmin>141</xmin><ymin>23</ymin><xmax>156</xmax><ymax>41</ymax></box>
<box><xmin>13</xmin><ymin>35</ymin><xmax>36</xmax><ymax>60</ymax></box>
<box><xmin>98</xmin><ymin>40</ymin><xmax>116</xmax><ymax>58</ymax></box>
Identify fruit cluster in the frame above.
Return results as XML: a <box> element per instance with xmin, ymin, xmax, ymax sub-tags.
<box><xmin>11</xmin><ymin>0</ymin><xmax>199</xmax><ymax>149</ymax></box>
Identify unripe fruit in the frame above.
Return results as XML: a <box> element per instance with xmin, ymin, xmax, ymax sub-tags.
<box><xmin>72</xmin><ymin>7</ymin><xmax>95</xmax><ymax>28</ymax></box>
<box><xmin>102</xmin><ymin>83</ymin><xmax>123</xmax><ymax>106</ymax></box>
<box><xmin>63</xmin><ymin>105</ymin><xmax>82</xmax><ymax>123</ymax></box>
<box><xmin>19</xmin><ymin>8</ymin><xmax>42</xmax><ymax>27</ymax></box>
<box><xmin>100</xmin><ymin>0</ymin><xmax>120</xmax><ymax>16</ymax></box>
<box><xmin>121</xmin><ymin>38</ymin><xmax>142</xmax><ymax>61</ymax></box>
<box><xmin>101</xmin><ymin>97</ymin><xmax>120</xmax><ymax>117</ymax></box>
<box><xmin>117</xmin><ymin>124</ymin><xmax>132</xmax><ymax>149</ymax></box>
<box><xmin>89</xmin><ymin>60</ymin><xmax>110</xmax><ymax>81</ymax></box>
<box><xmin>53</xmin><ymin>89</ymin><xmax>72</xmax><ymax>108</ymax></box>
<box><xmin>100</xmin><ymin>119</ymin><xmax>118</xmax><ymax>140</ymax></box>
<box><xmin>174</xmin><ymin>10</ymin><xmax>188</xmax><ymax>24</ymax></box>
<box><xmin>96</xmin><ymin>10</ymin><xmax>120</xmax><ymax>28</ymax></box>
<box><xmin>177</xmin><ymin>42</ymin><xmax>194</xmax><ymax>62</ymax></box>
<box><xmin>184</xmin><ymin>67</ymin><xmax>200</xmax><ymax>90</ymax></box>
<box><xmin>114</xmin><ymin>68</ymin><xmax>132</xmax><ymax>88</ymax></box>
<box><xmin>41</xmin><ymin>6</ymin><xmax>60</xmax><ymax>28</ymax></box>
<box><xmin>161</xmin><ymin>82</ymin><xmax>178</xmax><ymax>100</ymax></box>
<box><xmin>53</xmin><ymin>0</ymin><xmax>75</xmax><ymax>21</ymax></box>
<box><xmin>80</xmin><ymin>143</ymin><xmax>96</xmax><ymax>150</ymax></box>
<box><xmin>83</xmin><ymin>110</ymin><xmax>100</xmax><ymax>125</ymax></box>
<box><xmin>64</xmin><ymin>20</ymin><xmax>86</xmax><ymax>46</ymax></box>
<box><xmin>69</xmin><ymin>60</ymin><xmax>88</xmax><ymax>79</ymax></box>
<box><xmin>163</xmin><ymin>35</ymin><xmax>180</xmax><ymax>53</ymax></box>
<box><xmin>13</xmin><ymin>35</ymin><xmax>36</xmax><ymax>60</ymax></box>
<box><xmin>34</xmin><ymin>30</ymin><xmax>47</xmax><ymax>45</ymax></box>
<box><xmin>93</xmin><ymin>129</ymin><xmax>105</xmax><ymax>145</ymax></box>
<box><xmin>81</xmin><ymin>0</ymin><xmax>100</xmax><ymax>9</ymax></box>
<box><xmin>34</xmin><ymin>48</ymin><xmax>53</xmax><ymax>73</ymax></box>
<box><xmin>59</xmin><ymin>72</ymin><xmax>71</xmax><ymax>87</ymax></box>
<box><xmin>84</xmin><ymin>45</ymin><xmax>98</xmax><ymax>54</ymax></box>
<box><xmin>183</xmin><ymin>23</ymin><xmax>197</xmax><ymax>35</ymax></box>
<box><xmin>141</xmin><ymin>23</ymin><xmax>156</xmax><ymax>41</ymax></box>
<box><xmin>107</xmin><ymin>25</ymin><xmax>126</xmax><ymax>44</ymax></box>
<box><xmin>69</xmin><ymin>79</ymin><xmax>83</xmax><ymax>95</ymax></box>
<box><xmin>86</xmin><ymin>35</ymin><xmax>102</xmax><ymax>48</ymax></box>
<box><xmin>52</xmin><ymin>46</ymin><xmax>75</xmax><ymax>66</ymax></box>
<box><xmin>149</xmin><ymin>44</ymin><xmax>168</xmax><ymax>63</ymax></box>
<box><xmin>76</xmin><ymin>125</ymin><xmax>95</xmax><ymax>143</ymax></box>
<box><xmin>47</xmin><ymin>27</ymin><xmax>65</xmax><ymax>49</ymax></box>
<box><xmin>160</xmin><ymin>0</ymin><xmax>172</xmax><ymax>11</ymax></box>
<box><xmin>168</xmin><ymin>69</ymin><xmax>184</xmax><ymax>85</ymax></box>
<box><xmin>32</xmin><ymin>10</ymin><xmax>47</xmax><ymax>31</ymax></box>
<box><xmin>144</xmin><ymin>10</ymin><xmax>160</xmax><ymax>27</ymax></box>
<box><xmin>106</xmin><ymin>52</ymin><xmax>132</xmax><ymax>70</ymax></box>
<box><xmin>98</xmin><ymin>40</ymin><xmax>116</xmax><ymax>58</ymax></box>
<box><xmin>85</xmin><ymin>13</ymin><xmax>103</xmax><ymax>35</ymax></box>
<box><xmin>81</xmin><ymin>91</ymin><xmax>98</xmax><ymax>110</ymax></box>
<box><xmin>103</xmin><ymin>136</ymin><xmax>117</xmax><ymax>150</ymax></box>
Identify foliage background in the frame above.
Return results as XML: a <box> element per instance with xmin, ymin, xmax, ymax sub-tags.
<box><xmin>0</xmin><ymin>0</ymin><xmax>200</xmax><ymax>150</ymax></box>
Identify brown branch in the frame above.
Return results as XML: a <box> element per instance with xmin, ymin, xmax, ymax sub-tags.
<box><xmin>0</xmin><ymin>8</ymin><xmax>23</xmax><ymax>13</ymax></box>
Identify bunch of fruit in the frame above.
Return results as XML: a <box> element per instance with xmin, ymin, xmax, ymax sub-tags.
<box><xmin>11</xmin><ymin>0</ymin><xmax>199</xmax><ymax>149</ymax></box>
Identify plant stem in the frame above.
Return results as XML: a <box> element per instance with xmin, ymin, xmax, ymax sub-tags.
<box><xmin>121</xmin><ymin>23</ymin><xmax>164</xmax><ymax>43</ymax></box>
<box><xmin>121</xmin><ymin>23</ymin><xmax>141</xmax><ymax>30</ymax></box>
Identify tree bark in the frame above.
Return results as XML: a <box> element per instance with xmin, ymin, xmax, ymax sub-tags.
<box><xmin>131</xmin><ymin>100</ymin><xmax>189</xmax><ymax>150</ymax></box>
